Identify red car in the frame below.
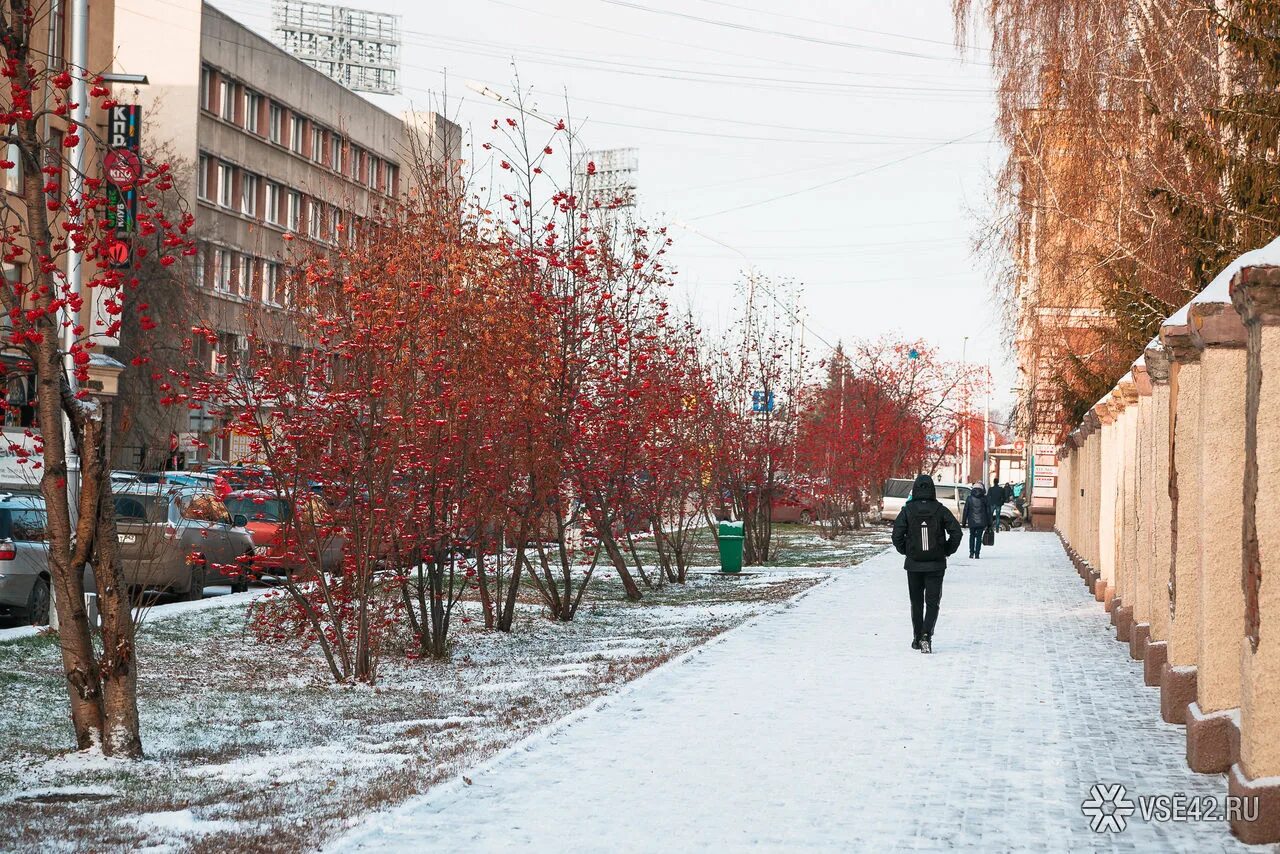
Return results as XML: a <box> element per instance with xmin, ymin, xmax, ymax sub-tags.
<box><xmin>223</xmin><ymin>490</ymin><xmax>345</xmax><ymax>579</ymax></box>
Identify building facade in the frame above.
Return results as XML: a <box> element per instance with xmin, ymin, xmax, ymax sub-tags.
<box><xmin>110</xmin><ymin>1</ymin><xmax>459</xmax><ymax>467</ymax></box>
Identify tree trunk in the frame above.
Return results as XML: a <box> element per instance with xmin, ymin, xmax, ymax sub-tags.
<box><xmin>83</xmin><ymin>414</ymin><xmax>142</xmax><ymax>757</ymax></box>
<box><xmin>475</xmin><ymin>550</ymin><xmax>496</xmax><ymax>630</ymax></box>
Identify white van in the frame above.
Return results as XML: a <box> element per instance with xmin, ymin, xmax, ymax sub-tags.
<box><xmin>880</xmin><ymin>478</ymin><xmax>970</xmax><ymax>523</ymax></box>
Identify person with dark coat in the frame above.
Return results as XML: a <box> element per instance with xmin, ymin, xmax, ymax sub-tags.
<box><xmin>892</xmin><ymin>474</ymin><xmax>962</xmax><ymax>653</ymax></box>
<box><xmin>987</xmin><ymin>480</ymin><xmax>1007</xmax><ymax>532</ymax></box>
<box><xmin>963</xmin><ymin>482</ymin><xmax>992</xmax><ymax>559</ymax></box>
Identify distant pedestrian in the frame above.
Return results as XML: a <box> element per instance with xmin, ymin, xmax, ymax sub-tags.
<box><xmin>891</xmin><ymin>474</ymin><xmax>962</xmax><ymax>654</ymax></box>
<box><xmin>963</xmin><ymin>482</ymin><xmax>992</xmax><ymax>559</ymax></box>
<box><xmin>988</xmin><ymin>479</ymin><xmax>1007</xmax><ymax>532</ymax></box>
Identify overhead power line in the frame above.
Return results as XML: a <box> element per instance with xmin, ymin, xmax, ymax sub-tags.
<box><xmin>595</xmin><ymin>0</ymin><xmax>993</xmax><ymax>66</ymax></box>
<box><xmin>689</xmin><ymin>128</ymin><xmax>991</xmax><ymax>219</ymax></box>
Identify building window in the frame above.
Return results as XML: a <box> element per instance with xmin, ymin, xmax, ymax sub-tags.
<box><xmin>290</xmin><ymin>116</ymin><xmax>305</xmax><ymax>154</ymax></box>
<box><xmin>216</xmin><ymin>163</ymin><xmax>234</xmax><ymax>208</ymax></box>
<box><xmin>3</xmin><ymin>124</ymin><xmax>22</xmax><ymax>194</ymax></box>
<box><xmin>243</xmin><ymin>90</ymin><xmax>261</xmax><ymax>134</ymax></box>
<box><xmin>350</xmin><ymin>147</ymin><xmax>362</xmax><ymax>181</ymax></box>
<box><xmin>269</xmin><ymin>103</ymin><xmax>283</xmax><ymax>144</ymax></box>
<box><xmin>240</xmin><ymin>173</ymin><xmax>258</xmax><ymax>217</ymax></box>
<box><xmin>49</xmin><ymin>2</ymin><xmax>66</xmax><ymax>70</ymax></box>
<box><xmin>263</xmin><ymin>261</ymin><xmax>279</xmax><ymax>305</ymax></box>
<box><xmin>238</xmin><ymin>255</ymin><xmax>252</xmax><ymax>298</ymax></box>
<box><xmin>331</xmin><ymin>135</ymin><xmax>342</xmax><ymax>171</ymax></box>
<box><xmin>286</xmin><ymin>190</ymin><xmax>301</xmax><ymax>231</ymax></box>
<box><xmin>264</xmin><ymin>181</ymin><xmax>281</xmax><ymax>225</ymax></box>
<box><xmin>46</xmin><ymin>128</ymin><xmax>63</xmax><ymax>203</ymax></box>
<box><xmin>311</xmin><ymin>127</ymin><xmax>324</xmax><ymax>164</ymax></box>
<box><xmin>219</xmin><ymin>79</ymin><xmax>234</xmax><ymax>122</ymax></box>
<box><xmin>331</xmin><ymin>206</ymin><xmax>342</xmax><ymax>243</ymax></box>
<box><xmin>194</xmin><ymin>244</ymin><xmax>206</xmax><ymax>289</ymax></box>
<box><xmin>213</xmin><ymin>248</ymin><xmax>233</xmax><ymax>293</ymax></box>
<box><xmin>386</xmin><ymin>163</ymin><xmax>398</xmax><ymax>195</ymax></box>
<box><xmin>197</xmin><ymin>154</ymin><xmax>209</xmax><ymax>200</ymax></box>
<box><xmin>307</xmin><ymin>199</ymin><xmax>322</xmax><ymax>239</ymax></box>
<box><xmin>200</xmin><ymin>66</ymin><xmax>213</xmax><ymax>111</ymax></box>
<box><xmin>369</xmin><ymin>157</ymin><xmax>381</xmax><ymax>191</ymax></box>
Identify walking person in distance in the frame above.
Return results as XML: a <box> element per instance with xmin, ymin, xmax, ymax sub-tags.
<box><xmin>963</xmin><ymin>482</ymin><xmax>992</xmax><ymax>559</ymax></box>
<box><xmin>987</xmin><ymin>479</ymin><xmax>1007</xmax><ymax>532</ymax></box>
<box><xmin>892</xmin><ymin>474</ymin><xmax>962</xmax><ymax>654</ymax></box>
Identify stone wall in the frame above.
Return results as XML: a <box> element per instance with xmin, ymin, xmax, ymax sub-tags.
<box><xmin>1054</xmin><ymin>238</ymin><xmax>1280</xmax><ymax>845</ymax></box>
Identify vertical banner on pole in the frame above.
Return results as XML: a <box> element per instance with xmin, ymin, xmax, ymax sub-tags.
<box><xmin>100</xmin><ymin>104</ymin><xmax>142</xmax><ymax>347</ymax></box>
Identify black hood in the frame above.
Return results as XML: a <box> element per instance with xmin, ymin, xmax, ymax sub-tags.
<box><xmin>911</xmin><ymin>475</ymin><xmax>936</xmax><ymax>501</ymax></box>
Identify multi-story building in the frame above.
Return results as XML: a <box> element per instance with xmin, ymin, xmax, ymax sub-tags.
<box><xmin>1010</xmin><ymin>111</ymin><xmax>1119</xmax><ymax>528</ymax></box>
<box><xmin>110</xmin><ymin>1</ymin><xmax>460</xmax><ymax>466</ymax></box>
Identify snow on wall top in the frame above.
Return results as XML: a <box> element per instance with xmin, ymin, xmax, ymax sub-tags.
<box><xmin>1164</xmin><ymin>234</ymin><xmax>1280</xmax><ymax>328</ymax></box>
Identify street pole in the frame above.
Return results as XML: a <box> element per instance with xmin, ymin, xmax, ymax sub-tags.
<box><xmin>961</xmin><ymin>336</ymin><xmax>969</xmax><ymax>484</ymax></box>
<box><xmin>51</xmin><ymin>0</ymin><xmax>90</xmax><ymax>632</ymax></box>
<box><xmin>983</xmin><ymin>359</ymin><xmax>991</xmax><ymax>484</ymax></box>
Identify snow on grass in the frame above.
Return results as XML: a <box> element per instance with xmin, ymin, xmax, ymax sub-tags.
<box><xmin>0</xmin><ymin>526</ymin><xmax>889</xmax><ymax>852</ymax></box>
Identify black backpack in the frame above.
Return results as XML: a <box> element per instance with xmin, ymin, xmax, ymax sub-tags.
<box><xmin>904</xmin><ymin>502</ymin><xmax>947</xmax><ymax>562</ymax></box>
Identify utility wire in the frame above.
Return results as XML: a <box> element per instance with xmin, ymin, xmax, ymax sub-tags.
<box><xmin>689</xmin><ymin>128</ymin><xmax>991</xmax><ymax>219</ymax></box>
<box><xmin>595</xmin><ymin>0</ymin><xmax>994</xmax><ymax>65</ymax></box>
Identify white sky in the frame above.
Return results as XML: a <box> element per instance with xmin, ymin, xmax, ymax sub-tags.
<box><xmin>205</xmin><ymin>0</ymin><xmax>1012</xmax><ymax>412</ymax></box>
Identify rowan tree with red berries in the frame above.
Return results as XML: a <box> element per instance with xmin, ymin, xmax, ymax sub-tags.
<box><xmin>0</xmin><ymin>0</ymin><xmax>192</xmax><ymax>755</ymax></box>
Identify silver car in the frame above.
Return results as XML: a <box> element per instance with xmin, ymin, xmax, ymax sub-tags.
<box><xmin>113</xmin><ymin>486</ymin><xmax>256</xmax><ymax>598</ymax></box>
<box><xmin>0</xmin><ymin>492</ymin><xmax>54</xmax><ymax>625</ymax></box>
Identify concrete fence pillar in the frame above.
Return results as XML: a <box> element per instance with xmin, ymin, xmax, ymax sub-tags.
<box><xmin>1182</xmin><ymin>299</ymin><xmax>1249</xmax><ymax>774</ymax></box>
<box><xmin>1131</xmin><ymin>365</ymin><xmax>1155</xmax><ymax>662</ymax></box>
<box><xmin>1228</xmin><ymin>262</ymin><xmax>1280</xmax><ymax>844</ymax></box>
<box><xmin>1143</xmin><ymin>342</ymin><xmax>1173</xmax><ymax>687</ymax></box>
<box><xmin>1113</xmin><ymin>382</ymin><xmax>1139</xmax><ymax>643</ymax></box>
<box><xmin>1096</xmin><ymin>398</ymin><xmax>1118</xmax><ymax>606</ymax></box>
<box><xmin>1125</xmin><ymin>382</ymin><xmax>1142</xmax><ymax>645</ymax></box>
<box><xmin>1161</xmin><ymin>323</ymin><xmax>1202</xmax><ymax>725</ymax></box>
<box><xmin>1086</xmin><ymin>411</ymin><xmax>1103</xmax><ymax>584</ymax></box>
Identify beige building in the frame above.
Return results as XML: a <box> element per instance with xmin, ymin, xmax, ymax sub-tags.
<box><xmin>109</xmin><ymin>0</ymin><xmax>459</xmax><ymax>466</ymax></box>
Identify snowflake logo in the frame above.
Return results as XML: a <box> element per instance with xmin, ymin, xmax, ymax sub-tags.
<box><xmin>1081</xmin><ymin>783</ymin><xmax>1135</xmax><ymax>833</ymax></box>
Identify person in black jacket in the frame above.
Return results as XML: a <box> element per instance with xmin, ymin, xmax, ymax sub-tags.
<box><xmin>892</xmin><ymin>474</ymin><xmax>962</xmax><ymax>653</ymax></box>
<box><xmin>987</xmin><ymin>480</ymin><xmax>1006</xmax><ymax>532</ymax></box>
<box><xmin>963</xmin><ymin>482</ymin><xmax>992</xmax><ymax>559</ymax></box>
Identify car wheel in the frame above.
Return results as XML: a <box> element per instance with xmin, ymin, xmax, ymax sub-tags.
<box><xmin>27</xmin><ymin>576</ymin><xmax>50</xmax><ymax>625</ymax></box>
<box><xmin>799</xmin><ymin>510</ymin><xmax>813</xmax><ymax>525</ymax></box>
<box><xmin>186</xmin><ymin>558</ymin><xmax>207</xmax><ymax>602</ymax></box>
<box><xmin>231</xmin><ymin>550</ymin><xmax>253</xmax><ymax>593</ymax></box>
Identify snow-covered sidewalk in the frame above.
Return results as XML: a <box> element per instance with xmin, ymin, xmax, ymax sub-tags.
<box><xmin>338</xmin><ymin>533</ymin><xmax>1252</xmax><ymax>852</ymax></box>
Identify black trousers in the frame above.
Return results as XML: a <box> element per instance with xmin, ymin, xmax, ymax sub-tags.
<box><xmin>908</xmin><ymin>570</ymin><xmax>946</xmax><ymax>639</ymax></box>
<box><xmin>969</xmin><ymin>526</ymin><xmax>984</xmax><ymax>557</ymax></box>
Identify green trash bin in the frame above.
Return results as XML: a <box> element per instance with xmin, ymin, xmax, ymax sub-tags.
<box><xmin>718</xmin><ymin>520</ymin><xmax>744</xmax><ymax>573</ymax></box>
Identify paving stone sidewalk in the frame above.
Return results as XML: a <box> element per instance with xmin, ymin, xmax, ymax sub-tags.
<box><xmin>338</xmin><ymin>532</ymin><xmax>1260</xmax><ymax>853</ymax></box>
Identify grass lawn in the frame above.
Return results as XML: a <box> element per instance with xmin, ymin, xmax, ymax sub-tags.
<box><xmin>0</xmin><ymin>524</ymin><xmax>890</xmax><ymax>852</ymax></box>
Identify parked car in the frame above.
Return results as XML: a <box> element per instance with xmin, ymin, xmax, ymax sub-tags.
<box><xmin>113</xmin><ymin>486</ymin><xmax>256</xmax><ymax>597</ymax></box>
<box><xmin>769</xmin><ymin>486</ymin><xmax>822</xmax><ymax>524</ymax></box>
<box><xmin>0</xmin><ymin>492</ymin><xmax>54</xmax><ymax>625</ymax></box>
<box><xmin>159</xmin><ymin>471</ymin><xmax>220</xmax><ymax>489</ymax></box>
<box><xmin>110</xmin><ymin>470</ymin><xmax>165</xmax><ymax>490</ymax></box>
<box><xmin>881</xmin><ymin>478</ymin><xmax>1024</xmax><ymax>526</ymax></box>
<box><xmin>205</xmin><ymin>465</ymin><xmax>274</xmax><ymax>491</ymax></box>
<box><xmin>224</xmin><ymin>490</ymin><xmax>345</xmax><ymax>579</ymax></box>
<box><xmin>880</xmin><ymin>478</ymin><xmax>970</xmax><ymax>522</ymax></box>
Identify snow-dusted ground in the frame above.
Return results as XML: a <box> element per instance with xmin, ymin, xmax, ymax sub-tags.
<box><xmin>1</xmin><ymin>536</ymin><xmax>869</xmax><ymax>851</ymax></box>
<box><xmin>338</xmin><ymin>532</ymin><xmax>1253</xmax><ymax>853</ymax></box>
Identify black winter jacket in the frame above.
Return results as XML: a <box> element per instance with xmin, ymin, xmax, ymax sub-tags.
<box><xmin>987</xmin><ymin>484</ymin><xmax>1006</xmax><ymax>508</ymax></box>
<box><xmin>892</xmin><ymin>475</ymin><xmax>963</xmax><ymax>572</ymax></box>
<box><xmin>963</xmin><ymin>487</ymin><xmax>991</xmax><ymax>529</ymax></box>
